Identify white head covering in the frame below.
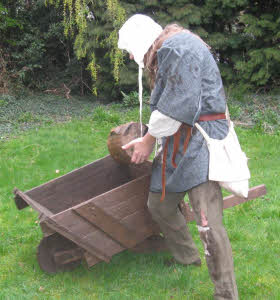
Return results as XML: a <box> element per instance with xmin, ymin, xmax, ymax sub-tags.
<box><xmin>118</xmin><ymin>14</ymin><xmax>162</xmax><ymax>136</ymax></box>
<box><xmin>118</xmin><ymin>14</ymin><xmax>163</xmax><ymax>68</ymax></box>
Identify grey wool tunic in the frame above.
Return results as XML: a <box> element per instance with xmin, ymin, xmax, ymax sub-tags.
<box><xmin>149</xmin><ymin>32</ymin><xmax>229</xmax><ymax>193</ymax></box>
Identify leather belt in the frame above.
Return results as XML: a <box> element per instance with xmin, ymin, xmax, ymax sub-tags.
<box><xmin>199</xmin><ymin>113</ymin><xmax>226</xmax><ymax>122</ymax></box>
<box><xmin>160</xmin><ymin>113</ymin><xmax>226</xmax><ymax>202</ymax></box>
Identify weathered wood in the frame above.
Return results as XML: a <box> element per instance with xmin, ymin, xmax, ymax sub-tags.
<box><xmin>84</xmin><ymin>252</ymin><xmax>101</xmax><ymax>268</ymax></box>
<box><xmin>37</xmin><ymin>233</ymin><xmax>82</xmax><ymax>273</ymax></box>
<box><xmin>74</xmin><ymin>203</ymin><xmax>143</xmax><ymax>249</ymax></box>
<box><xmin>14</xmin><ymin>189</ymin><xmax>30</xmax><ymax>210</ymax></box>
<box><xmin>121</xmin><ymin>209</ymin><xmax>160</xmax><ymax>236</ymax></box>
<box><xmin>128</xmin><ymin>160</ymin><xmax>152</xmax><ymax>179</ymax></box>
<box><xmin>47</xmin><ymin>174</ymin><xmax>158</xmax><ymax>259</ymax></box>
<box><xmin>14</xmin><ymin>156</ymin><xmax>152</xmax><ymax>214</ymax></box>
<box><xmin>47</xmin><ymin>209</ymin><xmax>124</xmax><ymax>259</ymax></box>
<box><xmin>43</xmin><ymin>216</ymin><xmax>111</xmax><ymax>263</ymax></box>
<box><xmin>223</xmin><ymin>184</ymin><xmax>267</xmax><ymax>209</ymax></box>
<box><xmin>14</xmin><ymin>156</ymin><xmax>129</xmax><ymax>212</ymax></box>
<box><xmin>184</xmin><ymin>184</ymin><xmax>267</xmax><ymax>222</ymax></box>
<box><xmin>99</xmin><ymin>194</ymin><xmax>146</xmax><ymax>219</ymax></box>
<box><xmin>54</xmin><ymin>248</ymin><xmax>84</xmax><ymax>265</ymax></box>
<box><xmin>82</xmin><ymin>229</ymin><xmax>124</xmax><ymax>258</ymax></box>
<box><xmin>40</xmin><ymin>220</ymin><xmax>56</xmax><ymax>237</ymax></box>
<box><xmin>38</xmin><ymin>214</ymin><xmax>57</xmax><ymax>237</ymax></box>
<box><xmin>130</xmin><ymin>235</ymin><xmax>168</xmax><ymax>254</ymax></box>
<box><xmin>14</xmin><ymin>189</ymin><xmax>53</xmax><ymax>217</ymax></box>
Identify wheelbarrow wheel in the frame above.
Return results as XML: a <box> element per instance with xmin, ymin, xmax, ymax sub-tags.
<box><xmin>37</xmin><ymin>233</ymin><xmax>83</xmax><ymax>274</ymax></box>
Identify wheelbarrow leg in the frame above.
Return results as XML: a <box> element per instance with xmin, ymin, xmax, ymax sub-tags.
<box><xmin>37</xmin><ymin>233</ymin><xmax>83</xmax><ymax>274</ymax></box>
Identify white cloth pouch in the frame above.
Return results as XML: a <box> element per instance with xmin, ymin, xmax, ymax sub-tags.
<box><xmin>194</xmin><ymin>121</ymin><xmax>250</xmax><ymax>198</ymax></box>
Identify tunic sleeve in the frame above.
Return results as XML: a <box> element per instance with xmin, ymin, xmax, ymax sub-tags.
<box><xmin>150</xmin><ymin>46</ymin><xmax>202</xmax><ymax>127</ymax></box>
<box><xmin>148</xmin><ymin>110</ymin><xmax>181</xmax><ymax>138</ymax></box>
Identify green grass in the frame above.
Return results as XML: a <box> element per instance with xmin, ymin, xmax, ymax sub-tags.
<box><xmin>0</xmin><ymin>94</ymin><xmax>101</xmax><ymax>138</ymax></box>
<box><xmin>0</xmin><ymin>105</ymin><xmax>279</xmax><ymax>300</ymax></box>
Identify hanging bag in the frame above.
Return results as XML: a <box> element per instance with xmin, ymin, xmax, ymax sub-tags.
<box><xmin>194</xmin><ymin>121</ymin><xmax>250</xmax><ymax>198</ymax></box>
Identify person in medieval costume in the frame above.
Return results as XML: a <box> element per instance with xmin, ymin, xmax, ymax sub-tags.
<box><xmin>118</xmin><ymin>14</ymin><xmax>238</xmax><ymax>300</ymax></box>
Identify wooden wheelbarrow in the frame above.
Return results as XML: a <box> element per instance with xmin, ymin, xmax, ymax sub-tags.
<box><xmin>14</xmin><ymin>155</ymin><xmax>266</xmax><ymax>274</ymax></box>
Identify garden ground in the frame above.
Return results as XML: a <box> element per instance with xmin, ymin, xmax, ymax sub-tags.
<box><xmin>0</xmin><ymin>93</ymin><xmax>279</xmax><ymax>299</ymax></box>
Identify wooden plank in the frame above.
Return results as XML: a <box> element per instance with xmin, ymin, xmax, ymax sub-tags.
<box><xmin>14</xmin><ymin>189</ymin><xmax>53</xmax><ymax>217</ymax></box>
<box><xmin>82</xmin><ymin>230</ymin><xmax>124</xmax><ymax>257</ymax></box>
<box><xmin>74</xmin><ymin>175</ymin><xmax>157</xmax><ymax>249</ymax></box>
<box><xmin>80</xmin><ymin>215</ymin><xmax>160</xmax><ymax>261</ymax></box>
<box><xmin>52</xmin><ymin>209</ymin><xmax>98</xmax><ymax>233</ymax></box>
<box><xmin>32</xmin><ymin>159</ymin><xmax>130</xmax><ymax>213</ymax></box>
<box><xmin>48</xmin><ymin>174</ymin><xmax>151</xmax><ymax>222</ymax></box>
<box><xmin>121</xmin><ymin>209</ymin><xmax>160</xmax><ymax>236</ymax></box>
<box><xmin>15</xmin><ymin>156</ymin><xmax>152</xmax><ymax>213</ymax></box>
<box><xmin>15</xmin><ymin>155</ymin><xmax>132</xmax><ymax>212</ymax></box>
<box><xmin>127</xmin><ymin>161</ymin><xmax>152</xmax><ymax>179</ymax></box>
<box><xmin>43</xmin><ymin>217</ymin><xmax>111</xmax><ymax>263</ymax></box>
<box><xmin>54</xmin><ymin>248</ymin><xmax>84</xmax><ymax>265</ymax></box>
<box><xmin>74</xmin><ymin>174</ymin><xmax>151</xmax><ymax>219</ymax></box>
<box><xmin>84</xmin><ymin>252</ymin><xmax>101</xmax><ymax>268</ymax></box>
<box><xmin>80</xmin><ymin>208</ymin><xmax>160</xmax><ymax>261</ymax></box>
<box><xmin>46</xmin><ymin>207</ymin><xmax>125</xmax><ymax>259</ymax></box>
<box><xmin>100</xmin><ymin>194</ymin><xmax>146</xmax><ymax>219</ymax></box>
<box><xmin>91</xmin><ymin>188</ymin><xmax>148</xmax><ymax>215</ymax></box>
<box><xmin>223</xmin><ymin>184</ymin><xmax>267</xmax><ymax>209</ymax></box>
<box><xmin>89</xmin><ymin>174</ymin><xmax>151</xmax><ymax>212</ymax></box>
<box><xmin>47</xmin><ymin>174</ymin><xmax>156</xmax><ymax>258</ymax></box>
<box><xmin>40</xmin><ymin>221</ymin><xmax>56</xmax><ymax>237</ymax></box>
<box><xmin>38</xmin><ymin>214</ymin><xmax>56</xmax><ymax>237</ymax></box>
<box><xmin>184</xmin><ymin>184</ymin><xmax>267</xmax><ymax>222</ymax></box>
<box><xmin>74</xmin><ymin>204</ymin><xmax>141</xmax><ymax>248</ymax></box>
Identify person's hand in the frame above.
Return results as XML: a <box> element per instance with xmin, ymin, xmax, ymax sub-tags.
<box><xmin>122</xmin><ymin>133</ymin><xmax>156</xmax><ymax>164</ymax></box>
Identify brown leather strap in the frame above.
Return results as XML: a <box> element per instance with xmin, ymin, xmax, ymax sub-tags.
<box><xmin>161</xmin><ymin>125</ymin><xmax>191</xmax><ymax>202</ymax></box>
<box><xmin>199</xmin><ymin>113</ymin><xmax>226</xmax><ymax>122</ymax></box>
<box><xmin>171</xmin><ymin>129</ymin><xmax>181</xmax><ymax>168</ymax></box>
<box><xmin>183</xmin><ymin>126</ymin><xmax>192</xmax><ymax>154</ymax></box>
<box><xmin>160</xmin><ymin>136</ymin><xmax>170</xmax><ymax>202</ymax></box>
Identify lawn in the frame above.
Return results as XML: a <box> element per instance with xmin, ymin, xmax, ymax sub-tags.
<box><xmin>0</xmin><ymin>103</ymin><xmax>279</xmax><ymax>300</ymax></box>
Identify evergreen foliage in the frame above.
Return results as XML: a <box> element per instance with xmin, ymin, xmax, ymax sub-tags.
<box><xmin>235</xmin><ymin>1</ymin><xmax>280</xmax><ymax>90</ymax></box>
<box><xmin>119</xmin><ymin>0</ymin><xmax>280</xmax><ymax>93</ymax></box>
<box><xmin>1</xmin><ymin>0</ymin><xmax>279</xmax><ymax>98</ymax></box>
<box><xmin>118</xmin><ymin>0</ymin><xmax>247</xmax><ymax>92</ymax></box>
<box><xmin>0</xmin><ymin>0</ymin><xmax>87</xmax><ymax>94</ymax></box>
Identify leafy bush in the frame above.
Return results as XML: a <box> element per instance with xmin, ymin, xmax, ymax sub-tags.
<box><xmin>1</xmin><ymin>0</ymin><xmax>280</xmax><ymax>98</ymax></box>
<box><xmin>120</xmin><ymin>91</ymin><xmax>149</xmax><ymax>107</ymax></box>
<box><xmin>0</xmin><ymin>0</ymin><xmax>90</xmax><ymax>95</ymax></box>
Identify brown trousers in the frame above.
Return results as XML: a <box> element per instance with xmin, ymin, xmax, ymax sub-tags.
<box><xmin>148</xmin><ymin>181</ymin><xmax>238</xmax><ymax>300</ymax></box>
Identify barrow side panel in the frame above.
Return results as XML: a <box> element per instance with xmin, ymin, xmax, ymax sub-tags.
<box><xmin>14</xmin><ymin>156</ymin><xmax>152</xmax><ymax>213</ymax></box>
<box><xmin>74</xmin><ymin>204</ymin><xmax>143</xmax><ymax>248</ymax></box>
<box><xmin>42</xmin><ymin>215</ymin><xmax>112</xmax><ymax>263</ymax></box>
<box><xmin>127</xmin><ymin>160</ymin><xmax>152</xmax><ymax>179</ymax></box>
<box><xmin>43</xmin><ymin>174</ymin><xmax>158</xmax><ymax>261</ymax></box>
